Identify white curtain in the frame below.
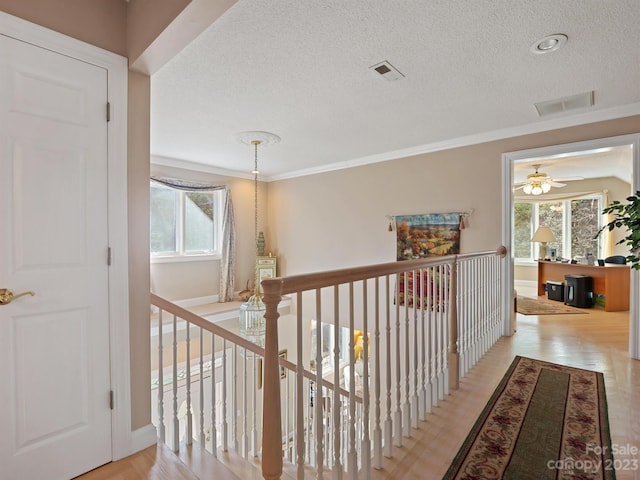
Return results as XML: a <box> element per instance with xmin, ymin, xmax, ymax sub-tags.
<box><xmin>219</xmin><ymin>190</ymin><xmax>236</xmax><ymax>302</ymax></box>
<box><xmin>150</xmin><ymin>176</ymin><xmax>236</xmax><ymax>302</ymax></box>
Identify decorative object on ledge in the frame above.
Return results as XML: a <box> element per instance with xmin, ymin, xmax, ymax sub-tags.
<box><xmin>257</xmin><ymin>231</ymin><xmax>266</xmax><ymax>256</ymax></box>
<box><xmin>235</xmin><ymin>131</ymin><xmax>281</xmax><ymax>346</ymax></box>
<box><xmin>531</xmin><ymin>225</ymin><xmax>556</xmax><ymax>260</ymax></box>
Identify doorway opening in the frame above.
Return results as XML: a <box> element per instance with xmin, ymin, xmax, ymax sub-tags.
<box><xmin>502</xmin><ymin>134</ymin><xmax>640</xmax><ymax>358</ymax></box>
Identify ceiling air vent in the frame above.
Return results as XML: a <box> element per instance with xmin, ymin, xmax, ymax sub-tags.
<box><xmin>370</xmin><ymin>61</ymin><xmax>405</xmax><ymax>81</ymax></box>
<box><xmin>534</xmin><ymin>91</ymin><xmax>594</xmax><ymax>117</ymax></box>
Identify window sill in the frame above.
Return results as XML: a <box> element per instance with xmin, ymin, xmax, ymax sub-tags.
<box><xmin>151</xmin><ymin>254</ymin><xmax>221</xmax><ymax>264</ymax></box>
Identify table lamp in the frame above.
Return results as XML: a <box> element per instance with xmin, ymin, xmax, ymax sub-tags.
<box><xmin>531</xmin><ymin>226</ymin><xmax>556</xmax><ymax>260</ymax></box>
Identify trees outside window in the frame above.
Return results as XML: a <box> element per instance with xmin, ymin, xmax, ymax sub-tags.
<box><xmin>150</xmin><ymin>183</ymin><xmax>220</xmax><ymax>258</ymax></box>
<box><xmin>514</xmin><ymin>195</ymin><xmax>601</xmax><ymax>261</ymax></box>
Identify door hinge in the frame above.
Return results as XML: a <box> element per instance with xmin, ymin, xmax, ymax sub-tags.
<box><xmin>106</xmin><ymin>102</ymin><xmax>111</xmax><ymax>122</ymax></box>
<box><xmin>109</xmin><ymin>390</ymin><xmax>114</xmax><ymax>410</ymax></box>
<box><xmin>107</xmin><ymin>247</ymin><xmax>112</xmax><ymax>266</ymax></box>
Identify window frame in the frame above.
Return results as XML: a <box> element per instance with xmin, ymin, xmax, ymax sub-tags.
<box><xmin>150</xmin><ymin>182</ymin><xmax>223</xmax><ymax>263</ymax></box>
<box><xmin>514</xmin><ymin>194</ymin><xmax>603</xmax><ymax>264</ymax></box>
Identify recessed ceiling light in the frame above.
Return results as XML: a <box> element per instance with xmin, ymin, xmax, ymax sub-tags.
<box><xmin>530</xmin><ymin>34</ymin><xmax>568</xmax><ymax>54</ymax></box>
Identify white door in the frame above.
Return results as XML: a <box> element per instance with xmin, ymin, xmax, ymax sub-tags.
<box><xmin>0</xmin><ymin>34</ymin><xmax>112</xmax><ymax>479</ymax></box>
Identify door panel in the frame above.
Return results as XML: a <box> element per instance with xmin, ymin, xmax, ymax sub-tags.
<box><xmin>13</xmin><ymin>141</ymin><xmax>86</xmax><ymax>268</ymax></box>
<box><xmin>0</xmin><ymin>33</ymin><xmax>112</xmax><ymax>480</ymax></box>
<box><xmin>14</xmin><ymin>308</ymin><xmax>88</xmax><ymax>449</ymax></box>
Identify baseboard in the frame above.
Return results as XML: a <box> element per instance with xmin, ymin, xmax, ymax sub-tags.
<box><xmin>514</xmin><ymin>280</ymin><xmax>536</xmax><ymax>291</ymax></box>
<box><xmin>130</xmin><ymin>424</ymin><xmax>158</xmax><ymax>455</ymax></box>
<box><xmin>175</xmin><ymin>294</ymin><xmax>219</xmax><ymax>308</ymax></box>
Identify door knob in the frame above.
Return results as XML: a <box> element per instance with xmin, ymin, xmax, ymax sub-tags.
<box><xmin>0</xmin><ymin>289</ymin><xmax>35</xmax><ymax>305</ymax></box>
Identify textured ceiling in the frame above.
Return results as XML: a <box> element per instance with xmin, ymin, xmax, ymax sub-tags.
<box><xmin>151</xmin><ymin>0</ymin><xmax>640</xmax><ymax>180</ymax></box>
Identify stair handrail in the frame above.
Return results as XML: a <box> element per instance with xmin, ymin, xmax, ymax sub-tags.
<box><xmin>151</xmin><ymin>293</ymin><xmax>359</xmax><ymax>401</ymax></box>
<box><xmin>260</xmin><ymin>246</ymin><xmax>507</xmax><ymax>479</ymax></box>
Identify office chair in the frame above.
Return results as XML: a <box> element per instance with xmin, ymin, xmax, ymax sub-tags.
<box><xmin>604</xmin><ymin>255</ymin><xmax>626</xmax><ymax>265</ymax></box>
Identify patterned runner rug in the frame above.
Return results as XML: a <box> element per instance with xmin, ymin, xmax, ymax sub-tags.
<box><xmin>516</xmin><ymin>296</ymin><xmax>588</xmax><ymax>315</ymax></box>
<box><xmin>444</xmin><ymin>356</ymin><xmax>615</xmax><ymax>479</ymax></box>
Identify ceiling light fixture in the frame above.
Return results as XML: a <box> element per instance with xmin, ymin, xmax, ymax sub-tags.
<box><xmin>518</xmin><ymin>164</ymin><xmax>559</xmax><ymax>195</ymax></box>
<box><xmin>234</xmin><ymin>131</ymin><xmax>281</xmax><ymax>346</ymax></box>
<box><xmin>530</xmin><ymin>34</ymin><xmax>568</xmax><ymax>54</ymax></box>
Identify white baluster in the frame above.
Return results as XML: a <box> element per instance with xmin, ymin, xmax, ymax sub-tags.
<box><xmin>251</xmin><ymin>354</ymin><xmax>258</xmax><ymax>457</ymax></box>
<box><xmin>373</xmin><ymin>278</ymin><xmax>383</xmax><ymax>469</ymax></box>
<box><xmin>394</xmin><ymin>273</ymin><xmax>402</xmax><ymax>446</ymax></box>
<box><xmin>285</xmin><ymin>360</ymin><xmax>291</xmax><ymax>464</ymax></box>
<box><xmin>157</xmin><ymin>309</ymin><xmax>165</xmax><ymax>443</ymax></box>
<box><xmin>347</xmin><ymin>283</ymin><xmax>357</xmax><ymax>480</ymax></box>
<box><xmin>419</xmin><ymin>270</ymin><xmax>427</xmax><ymax>421</ymax></box>
<box><xmin>361</xmin><ymin>280</ymin><xmax>371</xmax><ymax>477</ymax></box>
<box><xmin>315</xmin><ymin>290</ymin><xmax>325</xmax><ymax>477</ymax></box>
<box><xmin>332</xmin><ymin>285</ymin><xmax>342</xmax><ymax>480</ymax></box>
<box><xmin>441</xmin><ymin>264</ymin><xmax>449</xmax><ymax>399</ymax></box>
<box><xmin>171</xmin><ymin>314</ymin><xmax>179</xmax><ymax>452</ymax></box>
<box><xmin>242</xmin><ymin>347</ymin><xmax>248</xmax><ymax>458</ymax></box>
<box><xmin>186</xmin><ymin>321</ymin><xmax>193</xmax><ymax>445</ymax></box>
<box><xmin>427</xmin><ymin>266</ymin><xmax>435</xmax><ymax>413</ymax></box>
<box><xmin>296</xmin><ymin>292</ymin><xmax>305</xmax><ymax>478</ymax></box>
<box><xmin>433</xmin><ymin>267</ymin><xmax>441</xmax><ymax>407</ymax></box>
<box><xmin>221</xmin><ymin>340</ymin><xmax>228</xmax><ymax>452</ymax></box>
<box><xmin>411</xmin><ymin>270</ymin><xmax>419</xmax><ymax>429</ymax></box>
<box><xmin>384</xmin><ymin>275</ymin><xmax>393</xmax><ymax>457</ymax></box>
<box><xmin>403</xmin><ymin>271</ymin><xmax>412</xmax><ymax>438</ymax></box>
<box><xmin>210</xmin><ymin>332</ymin><xmax>218</xmax><ymax>458</ymax></box>
<box><xmin>425</xmin><ymin>267</ymin><xmax>433</xmax><ymax>415</ymax></box>
<box><xmin>199</xmin><ymin>329</ymin><xmax>205</xmax><ymax>446</ymax></box>
<box><xmin>232</xmin><ymin>344</ymin><xmax>238</xmax><ymax>452</ymax></box>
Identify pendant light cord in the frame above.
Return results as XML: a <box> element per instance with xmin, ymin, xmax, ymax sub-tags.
<box><xmin>253</xmin><ymin>140</ymin><xmax>260</xmax><ymax>298</ymax></box>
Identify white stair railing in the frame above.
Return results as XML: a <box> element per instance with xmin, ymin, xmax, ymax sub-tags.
<box><xmin>150</xmin><ymin>246</ymin><xmax>506</xmax><ymax>480</ymax></box>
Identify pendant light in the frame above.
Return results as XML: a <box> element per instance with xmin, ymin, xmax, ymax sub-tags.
<box><xmin>235</xmin><ymin>131</ymin><xmax>280</xmax><ymax>346</ymax></box>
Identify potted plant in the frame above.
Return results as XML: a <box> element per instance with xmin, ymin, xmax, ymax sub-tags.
<box><xmin>596</xmin><ymin>191</ymin><xmax>640</xmax><ymax>269</ymax></box>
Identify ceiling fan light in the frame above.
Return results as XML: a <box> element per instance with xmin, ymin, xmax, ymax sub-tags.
<box><xmin>542</xmin><ymin>182</ymin><xmax>551</xmax><ymax>193</ymax></box>
<box><xmin>531</xmin><ymin>185</ymin><xmax>543</xmax><ymax>195</ymax></box>
<box><xmin>523</xmin><ymin>184</ymin><xmax>533</xmax><ymax>194</ymax></box>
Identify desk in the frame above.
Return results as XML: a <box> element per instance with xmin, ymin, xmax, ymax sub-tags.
<box><xmin>537</xmin><ymin>261</ymin><xmax>630</xmax><ymax>311</ymax></box>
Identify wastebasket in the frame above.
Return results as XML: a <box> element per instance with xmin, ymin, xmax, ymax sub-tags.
<box><xmin>564</xmin><ymin>275</ymin><xmax>593</xmax><ymax>308</ymax></box>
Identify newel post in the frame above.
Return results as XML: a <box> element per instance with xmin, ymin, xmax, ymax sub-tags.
<box><xmin>261</xmin><ymin>279</ymin><xmax>283</xmax><ymax>480</ymax></box>
<box><xmin>448</xmin><ymin>259</ymin><xmax>460</xmax><ymax>391</ymax></box>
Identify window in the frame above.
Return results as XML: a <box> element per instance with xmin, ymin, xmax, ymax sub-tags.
<box><xmin>514</xmin><ymin>195</ymin><xmax>602</xmax><ymax>262</ymax></box>
<box><xmin>150</xmin><ymin>182</ymin><xmax>221</xmax><ymax>260</ymax></box>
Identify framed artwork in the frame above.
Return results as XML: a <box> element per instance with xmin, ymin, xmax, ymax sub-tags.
<box><xmin>394</xmin><ymin>213</ymin><xmax>462</xmax><ymax>307</ymax></box>
<box><xmin>257</xmin><ymin>348</ymin><xmax>288</xmax><ymax>389</ymax></box>
<box><xmin>395</xmin><ymin>213</ymin><xmax>461</xmax><ymax>260</ymax></box>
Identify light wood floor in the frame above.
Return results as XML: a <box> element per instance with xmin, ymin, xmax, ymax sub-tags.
<box><xmin>79</xmin><ymin>291</ymin><xmax>640</xmax><ymax>480</ymax></box>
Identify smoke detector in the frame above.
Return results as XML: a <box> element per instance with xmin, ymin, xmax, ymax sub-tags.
<box><xmin>370</xmin><ymin>61</ymin><xmax>405</xmax><ymax>81</ymax></box>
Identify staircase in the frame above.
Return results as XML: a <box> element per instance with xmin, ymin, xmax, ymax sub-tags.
<box><xmin>150</xmin><ymin>246</ymin><xmax>507</xmax><ymax>479</ymax></box>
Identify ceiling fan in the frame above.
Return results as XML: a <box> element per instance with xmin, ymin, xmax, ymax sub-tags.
<box><xmin>515</xmin><ymin>164</ymin><xmax>583</xmax><ymax>195</ymax></box>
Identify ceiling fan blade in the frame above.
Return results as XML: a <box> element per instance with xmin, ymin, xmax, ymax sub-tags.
<box><xmin>549</xmin><ymin>181</ymin><xmax>566</xmax><ymax>187</ymax></box>
<box><xmin>551</xmin><ymin>176</ymin><xmax>584</xmax><ymax>182</ymax></box>
<box><xmin>514</xmin><ymin>185</ymin><xmax>525</xmax><ymax>190</ymax></box>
